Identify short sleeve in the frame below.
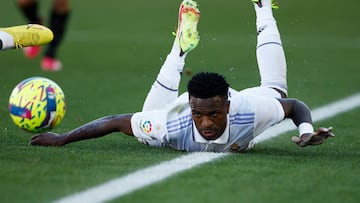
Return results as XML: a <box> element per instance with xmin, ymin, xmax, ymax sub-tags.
<box><xmin>252</xmin><ymin>96</ymin><xmax>285</xmax><ymax>136</ymax></box>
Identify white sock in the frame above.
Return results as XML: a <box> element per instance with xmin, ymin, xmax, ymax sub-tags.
<box><xmin>142</xmin><ymin>41</ymin><xmax>186</xmax><ymax>111</ymax></box>
<box><xmin>156</xmin><ymin>41</ymin><xmax>185</xmax><ymax>90</ymax></box>
<box><xmin>254</xmin><ymin>2</ymin><xmax>288</xmax><ymax>96</ymax></box>
<box><xmin>0</xmin><ymin>31</ymin><xmax>15</xmax><ymax>50</ymax></box>
<box><xmin>255</xmin><ymin>3</ymin><xmax>280</xmax><ymax>45</ymax></box>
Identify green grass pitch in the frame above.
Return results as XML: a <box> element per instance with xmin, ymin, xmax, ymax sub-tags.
<box><xmin>0</xmin><ymin>0</ymin><xmax>359</xmax><ymax>202</ymax></box>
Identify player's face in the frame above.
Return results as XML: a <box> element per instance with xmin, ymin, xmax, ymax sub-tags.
<box><xmin>189</xmin><ymin>95</ymin><xmax>230</xmax><ymax>140</ymax></box>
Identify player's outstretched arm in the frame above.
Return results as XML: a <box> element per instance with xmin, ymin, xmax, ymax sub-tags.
<box><xmin>278</xmin><ymin>98</ymin><xmax>335</xmax><ymax>147</ymax></box>
<box><xmin>30</xmin><ymin>114</ymin><xmax>134</xmax><ymax>146</ymax></box>
<box><xmin>278</xmin><ymin>98</ymin><xmax>312</xmax><ymax>126</ymax></box>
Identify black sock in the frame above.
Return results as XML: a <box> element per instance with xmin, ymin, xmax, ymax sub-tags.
<box><xmin>18</xmin><ymin>1</ymin><xmax>42</xmax><ymax>24</ymax></box>
<box><xmin>45</xmin><ymin>10</ymin><xmax>70</xmax><ymax>58</ymax></box>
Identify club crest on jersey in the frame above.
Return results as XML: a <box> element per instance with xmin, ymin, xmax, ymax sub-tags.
<box><xmin>141</xmin><ymin>120</ymin><xmax>153</xmax><ymax>134</ymax></box>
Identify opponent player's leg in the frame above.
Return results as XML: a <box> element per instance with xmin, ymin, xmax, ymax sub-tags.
<box><xmin>142</xmin><ymin>0</ymin><xmax>200</xmax><ymax>111</ymax></box>
<box><xmin>41</xmin><ymin>0</ymin><xmax>71</xmax><ymax>71</ymax></box>
<box><xmin>241</xmin><ymin>0</ymin><xmax>287</xmax><ymax>98</ymax></box>
<box><xmin>16</xmin><ymin>0</ymin><xmax>43</xmax><ymax>58</ymax></box>
<box><xmin>0</xmin><ymin>24</ymin><xmax>53</xmax><ymax>50</ymax></box>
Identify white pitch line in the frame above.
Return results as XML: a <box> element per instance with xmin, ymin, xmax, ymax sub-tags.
<box><xmin>54</xmin><ymin>152</ymin><xmax>227</xmax><ymax>203</ymax></box>
<box><xmin>54</xmin><ymin>93</ymin><xmax>360</xmax><ymax>203</ymax></box>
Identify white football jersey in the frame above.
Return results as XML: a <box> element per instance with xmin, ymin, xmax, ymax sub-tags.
<box><xmin>131</xmin><ymin>88</ymin><xmax>284</xmax><ymax>152</ymax></box>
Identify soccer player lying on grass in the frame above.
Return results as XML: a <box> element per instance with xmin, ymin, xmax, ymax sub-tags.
<box><xmin>0</xmin><ymin>24</ymin><xmax>53</xmax><ymax>50</ymax></box>
<box><xmin>30</xmin><ymin>0</ymin><xmax>335</xmax><ymax>152</ymax></box>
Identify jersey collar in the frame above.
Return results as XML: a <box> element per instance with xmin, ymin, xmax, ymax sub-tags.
<box><xmin>193</xmin><ymin>115</ymin><xmax>230</xmax><ymax>144</ymax></box>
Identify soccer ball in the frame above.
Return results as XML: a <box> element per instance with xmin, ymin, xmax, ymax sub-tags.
<box><xmin>8</xmin><ymin>77</ymin><xmax>66</xmax><ymax>133</ymax></box>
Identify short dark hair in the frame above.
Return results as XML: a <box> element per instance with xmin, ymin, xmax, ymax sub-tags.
<box><xmin>187</xmin><ymin>72</ymin><xmax>229</xmax><ymax>99</ymax></box>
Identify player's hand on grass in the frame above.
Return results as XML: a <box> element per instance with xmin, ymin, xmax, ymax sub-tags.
<box><xmin>30</xmin><ymin>132</ymin><xmax>64</xmax><ymax>146</ymax></box>
<box><xmin>291</xmin><ymin>127</ymin><xmax>335</xmax><ymax>147</ymax></box>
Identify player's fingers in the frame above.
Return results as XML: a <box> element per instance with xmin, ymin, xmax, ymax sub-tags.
<box><xmin>30</xmin><ymin>134</ymin><xmax>40</xmax><ymax>141</ymax></box>
<box><xmin>291</xmin><ymin>136</ymin><xmax>306</xmax><ymax>147</ymax></box>
<box><xmin>317</xmin><ymin>127</ymin><xmax>333</xmax><ymax>133</ymax></box>
<box><xmin>316</xmin><ymin>127</ymin><xmax>335</xmax><ymax>139</ymax></box>
<box><xmin>328</xmin><ymin>132</ymin><xmax>335</xmax><ymax>137</ymax></box>
<box><xmin>29</xmin><ymin>133</ymin><xmax>50</xmax><ymax>145</ymax></box>
<box><xmin>321</xmin><ymin>132</ymin><xmax>335</xmax><ymax>139</ymax></box>
<box><xmin>291</xmin><ymin>136</ymin><xmax>300</xmax><ymax>143</ymax></box>
<box><xmin>29</xmin><ymin>137</ymin><xmax>40</xmax><ymax>145</ymax></box>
